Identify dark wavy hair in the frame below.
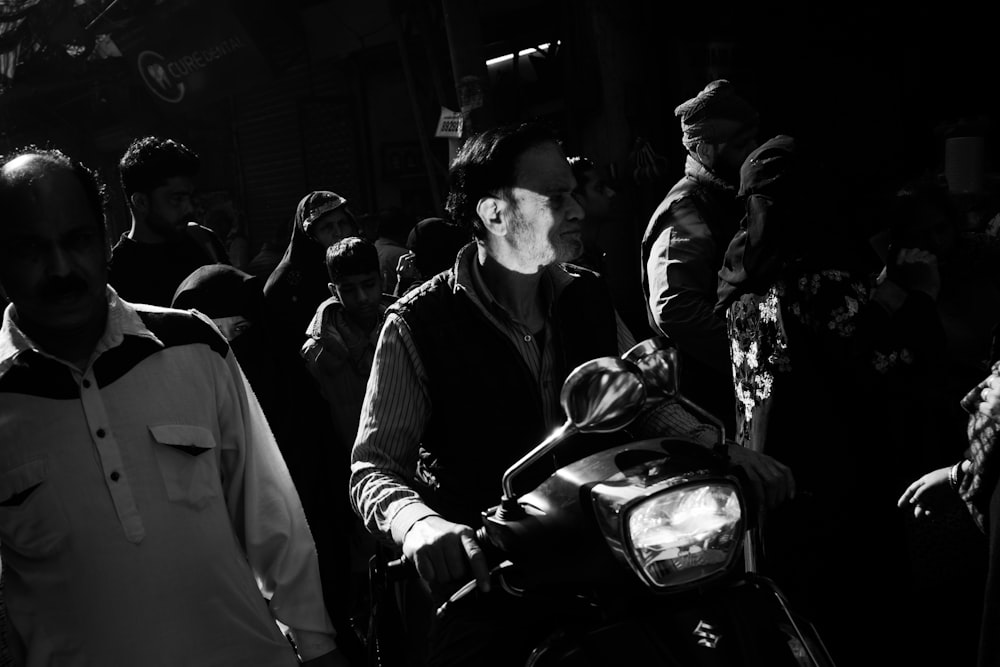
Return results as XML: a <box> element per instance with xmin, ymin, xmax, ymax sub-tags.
<box><xmin>119</xmin><ymin>135</ymin><xmax>199</xmax><ymax>203</ymax></box>
<box><xmin>0</xmin><ymin>146</ymin><xmax>108</xmax><ymax>238</ymax></box>
<box><xmin>326</xmin><ymin>235</ymin><xmax>380</xmax><ymax>283</ymax></box>
<box><xmin>444</xmin><ymin>122</ymin><xmax>560</xmax><ymax>239</ymax></box>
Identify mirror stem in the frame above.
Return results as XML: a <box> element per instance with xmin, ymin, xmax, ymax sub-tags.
<box><xmin>501</xmin><ymin>421</ymin><xmax>574</xmax><ymax>500</ymax></box>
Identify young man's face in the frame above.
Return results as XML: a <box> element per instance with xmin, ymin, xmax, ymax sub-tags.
<box><xmin>504</xmin><ymin>141</ymin><xmax>586</xmax><ymax>269</ymax></box>
<box><xmin>330</xmin><ymin>270</ymin><xmax>382</xmax><ymax>328</ymax></box>
<box><xmin>143</xmin><ymin>176</ymin><xmax>195</xmax><ymax>240</ymax></box>
<box><xmin>0</xmin><ymin>161</ymin><xmax>108</xmax><ymax>334</ymax></box>
<box><xmin>310</xmin><ymin>209</ymin><xmax>355</xmax><ymax>248</ymax></box>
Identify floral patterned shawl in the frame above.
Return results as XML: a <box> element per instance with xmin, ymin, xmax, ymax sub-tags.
<box><xmin>958</xmin><ymin>362</ymin><xmax>1000</xmax><ymax>532</ymax></box>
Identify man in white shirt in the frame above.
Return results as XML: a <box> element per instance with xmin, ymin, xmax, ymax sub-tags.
<box><xmin>0</xmin><ymin>148</ymin><xmax>349</xmax><ymax>666</ymax></box>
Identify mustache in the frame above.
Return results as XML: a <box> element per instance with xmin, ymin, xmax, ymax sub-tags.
<box><xmin>39</xmin><ymin>275</ymin><xmax>88</xmax><ymax>300</ymax></box>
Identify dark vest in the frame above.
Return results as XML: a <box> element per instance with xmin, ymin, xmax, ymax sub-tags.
<box><xmin>391</xmin><ymin>264</ymin><xmax>619</xmax><ymax>525</ymax></box>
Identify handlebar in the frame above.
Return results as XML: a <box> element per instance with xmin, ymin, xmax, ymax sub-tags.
<box><xmin>383</xmin><ymin>525</ymin><xmax>494</xmax><ymax>581</ymax></box>
<box><xmin>380</xmin><ymin>525</ymin><xmax>503</xmax><ymax>617</ymax></box>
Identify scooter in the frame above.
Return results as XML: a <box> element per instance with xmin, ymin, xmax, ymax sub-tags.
<box><xmin>366</xmin><ymin>337</ymin><xmax>835</xmax><ymax>666</ymax></box>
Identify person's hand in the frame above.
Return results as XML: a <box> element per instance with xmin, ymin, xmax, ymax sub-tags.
<box><xmin>725</xmin><ymin>444</ymin><xmax>795</xmax><ymax>510</ymax></box>
<box><xmin>897</xmin><ymin>466</ymin><xmax>951</xmax><ymax>518</ymax></box>
<box><xmin>885</xmin><ymin>247</ymin><xmax>941</xmax><ymax>301</ymax></box>
<box><xmin>402</xmin><ymin>515</ymin><xmax>490</xmax><ymax>592</ymax></box>
<box><xmin>395</xmin><ymin>252</ymin><xmax>421</xmax><ymax>287</ymax></box>
<box><xmin>300</xmin><ymin>648</ymin><xmax>354</xmax><ymax>667</ymax></box>
<box><xmin>976</xmin><ymin>374</ymin><xmax>1000</xmax><ymax>420</ymax></box>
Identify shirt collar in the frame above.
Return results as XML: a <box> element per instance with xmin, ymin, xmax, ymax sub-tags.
<box><xmin>453</xmin><ymin>241</ymin><xmax>573</xmax><ymax>325</ymax></box>
<box><xmin>0</xmin><ymin>286</ymin><xmax>163</xmax><ymax>378</ymax></box>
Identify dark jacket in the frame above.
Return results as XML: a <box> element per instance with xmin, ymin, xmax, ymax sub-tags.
<box><xmin>641</xmin><ymin>155</ymin><xmax>742</xmax><ymax>428</ymax></box>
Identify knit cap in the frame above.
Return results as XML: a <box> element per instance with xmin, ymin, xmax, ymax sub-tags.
<box><xmin>675</xmin><ymin>79</ymin><xmax>759</xmax><ymax>148</ymax></box>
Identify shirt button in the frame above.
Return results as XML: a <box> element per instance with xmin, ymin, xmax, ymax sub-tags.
<box><xmin>96</xmin><ymin>428</ymin><xmax>106</xmax><ymax>438</ymax></box>
<box><xmin>110</xmin><ymin>471</ymin><xmax>120</xmax><ymax>482</ymax></box>
<box><xmin>82</xmin><ymin>379</ymin><xmax>91</xmax><ymax>388</ymax></box>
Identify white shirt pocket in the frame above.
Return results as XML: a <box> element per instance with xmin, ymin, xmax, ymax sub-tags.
<box><xmin>0</xmin><ymin>459</ymin><xmax>69</xmax><ymax>559</ymax></box>
<box><xmin>148</xmin><ymin>425</ymin><xmax>220</xmax><ymax>510</ymax></box>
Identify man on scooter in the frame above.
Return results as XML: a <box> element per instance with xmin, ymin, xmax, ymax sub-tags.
<box><xmin>350</xmin><ymin>121</ymin><xmax>794</xmax><ymax>666</ymax></box>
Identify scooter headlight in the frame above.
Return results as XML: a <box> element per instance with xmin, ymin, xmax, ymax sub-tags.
<box><xmin>625</xmin><ymin>482</ymin><xmax>743</xmax><ymax>588</ymax></box>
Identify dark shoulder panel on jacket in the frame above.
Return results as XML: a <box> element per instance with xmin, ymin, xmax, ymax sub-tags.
<box><xmin>92</xmin><ymin>307</ymin><xmax>229</xmax><ymax>389</ymax></box>
<box><xmin>135</xmin><ymin>306</ymin><xmax>230</xmax><ymax>358</ymax></box>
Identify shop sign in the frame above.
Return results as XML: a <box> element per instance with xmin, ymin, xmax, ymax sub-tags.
<box><xmin>435</xmin><ymin>107</ymin><xmax>464</xmax><ymax>139</ymax></box>
<box><xmin>117</xmin><ymin>1</ymin><xmax>268</xmax><ymax>108</ymax></box>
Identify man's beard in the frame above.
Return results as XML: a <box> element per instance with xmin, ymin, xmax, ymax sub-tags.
<box><xmin>148</xmin><ymin>211</ymin><xmax>186</xmax><ymax>240</ymax></box>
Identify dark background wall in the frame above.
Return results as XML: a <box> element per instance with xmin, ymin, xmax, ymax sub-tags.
<box><xmin>0</xmin><ymin>0</ymin><xmax>997</xmax><ymax>264</ymax></box>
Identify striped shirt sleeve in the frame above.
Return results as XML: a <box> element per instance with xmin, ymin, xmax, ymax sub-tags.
<box><xmin>349</xmin><ymin>312</ymin><xmax>439</xmax><ymax>545</ymax></box>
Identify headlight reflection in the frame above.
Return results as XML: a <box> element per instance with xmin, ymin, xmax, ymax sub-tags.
<box><xmin>627</xmin><ymin>483</ymin><xmax>742</xmax><ymax>587</ymax></box>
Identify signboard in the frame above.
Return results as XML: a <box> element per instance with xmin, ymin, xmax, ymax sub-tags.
<box><xmin>115</xmin><ymin>1</ymin><xmax>270</xmax><ymax>109</ymax></box>
<box><xmin>435</xmin><ymin>107</ymin><xmax>464</xmax><ymax>139</ymax></box>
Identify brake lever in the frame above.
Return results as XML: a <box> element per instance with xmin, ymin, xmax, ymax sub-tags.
<box><xmin>434</xmin><ymin>561</ymin><xmax>513</xmax><ymax>618</ymax></box>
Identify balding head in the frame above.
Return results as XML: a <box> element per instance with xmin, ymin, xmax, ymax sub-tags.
<box><xmin>0</xmin><ymin>148</ymin><xmax>107</xmax><ymax>238</ymax></box>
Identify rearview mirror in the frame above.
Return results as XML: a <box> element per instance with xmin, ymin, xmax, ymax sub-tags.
<box><xmin>623</xmin><ymin>337</ymin><xmax>679</xmax><ymax>400</ymax></box>
<box><xmin>501</xmin><ymin>357</ymin><xmax>646</xmax><ymax>500</ymax></box>
<box><xmin>561</xmin><ymin>357</ymin><xmax>648</xmax><ymax>433</ymax></box>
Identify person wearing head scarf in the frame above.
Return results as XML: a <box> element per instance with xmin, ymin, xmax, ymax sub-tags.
<box><xmin>393</xmin><ymin>217</ymin><xmax>472</xmax><ymax>296</ymax></box>
<box><xmin>715</xmin><ymin>135</ymin><xmax>836</xmax><ymax>312</ymax></box>
<box><xmin>716</xmin><ymin>135</ymin><xmax>948</xmax><ymax>666</ymax></box>
<box><xmin>172</xmin><ymin>264</ymin><xmax>274</xmax><ymax>392</ymax></box>
<box><xmin>641</xmin><ymin>79</ymin><xmax>760</xmax><ymax>434</ymax></box>
<box><xmin>263</xmin><ymin>190</ymin><xmax>359</xmax><ymax>356</ymax></box>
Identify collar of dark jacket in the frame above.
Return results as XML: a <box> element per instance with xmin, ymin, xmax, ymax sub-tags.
<box><xmin>684</xmin><ymin>154</ymin><xmax>738</xmax><ymax>196</ymax></box>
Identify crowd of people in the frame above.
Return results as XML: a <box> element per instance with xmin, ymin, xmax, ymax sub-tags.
<box><xmin>0</xmin><ymin>76</ymin><xmax>999</xmax><ymax>667</ymax></box>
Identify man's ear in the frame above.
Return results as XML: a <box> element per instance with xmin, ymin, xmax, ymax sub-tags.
<box><xmin>476</xmin><ymin>196</ymin><xmax>507</xmax><ymax>237</ymax></box>
<box><xmin>694</xmin><ymin>142</ymin><xmax>717</xmax><ymax>166</ymax></box>
<box><xmin>328</xmin><ymin>282</ymin><xmax>337</xmax><ymax>297</ymax></box>
<box><xmin>129</xmin><ymin>192</ymin><xmax>149</xmax><ymax>217</ymax></box>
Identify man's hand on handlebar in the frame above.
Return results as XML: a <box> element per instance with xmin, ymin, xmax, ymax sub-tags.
<box><xmin>402</xmin><ymin>515</ymin><xmax>491</xmax><ymax>592</ymax></box>
<box><xmin>725</xmin><ymin>443</ymin><xmax>796</xmax><ymax>510</ymax></box>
